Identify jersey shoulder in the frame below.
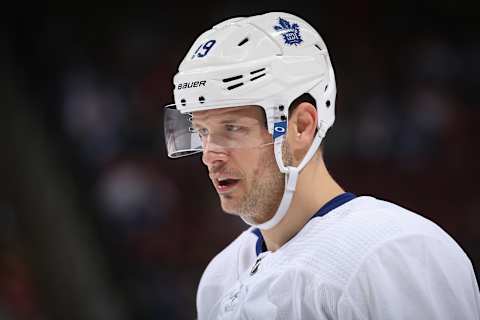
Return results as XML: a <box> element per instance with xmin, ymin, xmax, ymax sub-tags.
<box><xmin>276</xmin><ymin>196</ymin><xmax>479</xmax><ymax>318</ymax></box>
<box><xmin>284</xmin><ymin>196</ymin><xmax>466</xmax><ymax>286</ymax></box>
<box><xmin>196</xmin><ymin>228</ymin><xmax>257</xmax><ymax>318</ymax></box>
<box><xmin>349</xmin><ymin>196</ymin><xmax>456</xmax><ymax>241</ymax></box>
<box><xmin>335</xmin><ymin>198</ymin><xmax>480</xmax><ymax>319</ymax></box>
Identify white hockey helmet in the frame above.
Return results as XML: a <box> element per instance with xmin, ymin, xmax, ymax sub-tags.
<box><xmin>164</xmin><ymin>12</ymin><xmax>336</xmax><ymax>229</ymax></box>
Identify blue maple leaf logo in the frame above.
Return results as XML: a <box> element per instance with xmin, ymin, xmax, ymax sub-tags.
<box><xmin>273</xmin><ymin>17</ymin><xmax>303</xmax><ymax>46</ymax></box>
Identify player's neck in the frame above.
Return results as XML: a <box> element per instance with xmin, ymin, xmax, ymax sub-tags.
<box><xmin>262</xmin><ymin>155</ymin><xmax>344</xmax><ymax>252</ymax></box>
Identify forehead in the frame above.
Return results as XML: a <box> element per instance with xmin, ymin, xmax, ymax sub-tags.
<box><xmin>191</xmin><ymin>105</ymin><xmax>265</xmax><ymax>124</ymax></box>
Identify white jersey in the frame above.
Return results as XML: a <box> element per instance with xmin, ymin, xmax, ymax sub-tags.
<box><xmin>197</xmin><ymin>194</ymin><xmax>480</xmax><ymax>319</ymax></box>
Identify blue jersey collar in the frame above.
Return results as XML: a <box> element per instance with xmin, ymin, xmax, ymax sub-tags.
<box><xmin>251</xmin><ymin>192</ymin><xmax>356</xmax><ymax>256</ymax></box>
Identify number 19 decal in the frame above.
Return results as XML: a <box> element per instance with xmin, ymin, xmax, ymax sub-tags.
<box><xmin>191</xmin><ymin>40</ymin><xmax>216</xmax><ymax>59</ymax></box>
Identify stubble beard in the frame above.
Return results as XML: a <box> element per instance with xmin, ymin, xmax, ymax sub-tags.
<box><xmin>229</xmin><ymin>143</ymin><xmax>293</xmax><ymax>225</ymax></box>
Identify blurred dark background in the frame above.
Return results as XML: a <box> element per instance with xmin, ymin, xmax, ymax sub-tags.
<box><xmin>1</xmin><ymin>1</ymin><xmax>479</xmax><ymax>319</ymax></box>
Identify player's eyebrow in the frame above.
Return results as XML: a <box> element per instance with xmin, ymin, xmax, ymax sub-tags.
<box><xmin>192</xmin><ymin>106</ymin><xmax>260</xmax><ymax>126</ymax></box>
<box><xmin>219</xmin><ymin>118</ymin><xmax>241</xmax><ymax>124</ymax></box>
<box><xmin>193</xmin><ymin>116</ymin><xmax>255</xmax><ymax>126</ymax></box>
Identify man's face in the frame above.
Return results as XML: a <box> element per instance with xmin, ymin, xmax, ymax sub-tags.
<box><xmin>192</xmin><ymin>106</ymin><xmax>285</xmax><ymax>224</ymax></box>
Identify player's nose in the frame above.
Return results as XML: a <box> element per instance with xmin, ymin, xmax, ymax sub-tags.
<box><xmin>201</xmin><ymin>134</ymin><xmax>229</xmax><ymax>165</ymax></box>
<box><xmin>202</xmin><ymin>144</ymin><xmax>228</xmax><ymax>167</ymax></box>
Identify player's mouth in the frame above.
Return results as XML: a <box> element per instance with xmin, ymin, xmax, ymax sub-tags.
<box><xmin>215</xmin><ymin>177</ymin><xmax>241</xmax><ymax>193</ymax></box>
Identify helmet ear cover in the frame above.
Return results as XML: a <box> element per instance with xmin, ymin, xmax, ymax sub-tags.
<box><xmin>262</xmin><ymin>93</ymin><xmax>316</xmax><ymax>129</ymax></box>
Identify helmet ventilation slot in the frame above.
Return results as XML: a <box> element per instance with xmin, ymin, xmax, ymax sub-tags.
<box><xmin>227</xmin><ymin>83</ymin><xmax>244</xmax><ymax>90</ymax></box>
<box><xmin>222</xmin><ymin>75</ymin><xmax>243</xmax><ymax>82</ymax></box>
<box><xmin>238</xmin><ymin>37</ymin><xmax>249</xmax><ymax>46</ymax></box>
<box><xmin>222</xmin><ymin>67</ymin><xmax>267</xmax><ymax>90</ymax></box>
<box><xmin>250</xmin><ymin>68</ymin><xmax>266</xmax><ymax>75</ymax></box>
<box><xmin>249</xmin><ymin>67</ymin><xmax>266</xmax><ymax>82</ymax></box>
<box><xmin>250</xmin><ymin>73</ymin><xmax>266</xmax><ymax>81</ymax></box>
<box><xmin>223</xmin><ymin>74</ymin><xmax>243</xmax><ymax>90</ymax></box>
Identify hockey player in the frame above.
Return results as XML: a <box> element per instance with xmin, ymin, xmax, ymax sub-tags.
<box><xmin>164</xmin><ymin>12</ymin><xmax>480</xmax><ymax>319</ymax></box>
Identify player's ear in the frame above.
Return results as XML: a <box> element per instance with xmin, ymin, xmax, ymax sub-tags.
<box><xmin>287</xmin><ymin>102</ymin><xmax>317</xmax><ymax>161</ymax></box>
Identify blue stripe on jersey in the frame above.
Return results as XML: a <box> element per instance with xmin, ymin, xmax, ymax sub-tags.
<box><xmin>251</xmin><ymin>228</ymin><xmax>266</xmax><ymax>256</ymax></box>
<box><xmin>312</xmin><ymin>192</ymin><xmax>357</xmax><ymax>218</ymax></box>
<box><xmin>251</xmin><ymin>192</ymin><xmax>357</xmax><ymax>256</ymax></box>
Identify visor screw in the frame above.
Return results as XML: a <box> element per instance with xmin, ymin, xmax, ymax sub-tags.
<box><xmin>279</xmin><ymin>105</ymin><xmax>284</xmax><ymax>111</ymax></box>
<box><xmin>326</xmin><ymin>100</ymin><xmax>331</xmax><ymax>108</ymax></box>
<box><xmin>198</xmin><ymin>96</ymin><xmax>205</xmax><ymax>104</ymax></box>
<box><xmin>181</xmin><ymin>98</ymin><xmax>186</xmax><ymax>106</ymax></box>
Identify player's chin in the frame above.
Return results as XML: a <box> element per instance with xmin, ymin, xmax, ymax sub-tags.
<box><xmin>219</xmin><ymin>196</ymin><xmax>241</xmax><ymax>215</ymax></box>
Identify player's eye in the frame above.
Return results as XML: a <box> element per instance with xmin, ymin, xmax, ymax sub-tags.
<box><xmin>225</xmin><ymin>124</ymin><xmax>242</xmax><ymax>132</ymax></box>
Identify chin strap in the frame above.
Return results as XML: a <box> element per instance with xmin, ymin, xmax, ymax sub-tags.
<box><xmin>241</xmin><ymin>132</ymin><xmax>324</xmax><ymax>230</ymax></box>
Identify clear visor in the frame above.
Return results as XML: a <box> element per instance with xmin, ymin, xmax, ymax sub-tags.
<box><xmin>164</xmin><ymin>103</ymin><xmax>281</xmax><ymax>158</ymax></box>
